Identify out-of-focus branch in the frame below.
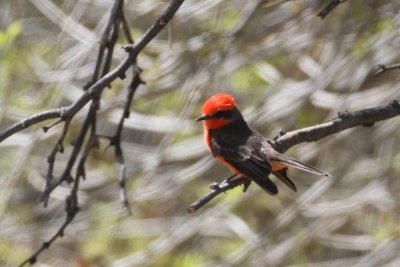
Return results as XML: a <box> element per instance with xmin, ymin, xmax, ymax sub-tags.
<box><xmin>375</xmin><ymin>63</ymin><xmax>400</xmax><ymax>76</ymax></box>
<box><xmin>261</xmin><ymin>0</ymin><xmax>294</xmax><ymax>9</ymax></box>
<box><xmin>187</xmin><ymin>100</ymin><xmax>400</xmax><ymax>213</ymax></box>
<box><xmin>230</xmin><ymin>0</ymin><xmax>262</xmax><ymax>37</ymax></box>
<box><xmin>261</xmin><ymin>0</ymin><xmax>347</xmax><ymax>19</ymax></box>
<box><xmin>318</xmin><ymin>0</ymin><xmax>347</xmax><ymax>19</ymax></box>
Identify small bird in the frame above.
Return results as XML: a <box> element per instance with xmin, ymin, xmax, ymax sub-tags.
<box><xmin>196</xmin><ymin>93</ymin><xmax>328</xmax><ymax>195</ymax></box>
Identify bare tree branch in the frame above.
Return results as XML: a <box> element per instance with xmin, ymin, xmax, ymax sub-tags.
<box><xmin>187</xmin><ymin>174</ymin><xmax>244</xmax><ymax>213</ymax></box>
<box><xmin>101</xmin><ymin>66</ymin><xmax>145</xmax><ymax>215</ymax></box>
<box><xmin>99</xmin><ymin>2</ymin><xmax>144</xmax><ymax>214</ymax></box>
<box><xmin>318</xmin><ymin>0</ymin><xmax>348</xmax><ymax>19</ymax></box>
<box><xmin>273</xmin><ymin>100</ymin><xmax>400</xmax><ymax>153</ymax></box>
<box><xmin>18</xmin><ymin>172</ymin><xmax>81</xmax><ymax>267</ymax></box>
<box><xmin>0</xmin><ymin>109</ymin><xmax>64</xmax><ymax>142</ymax></box>
<box><xmin>72</xmin><ymin>0</ymin><xmax>136</xmax><ymax>215</ymax></box>
<box><xmin>261</xmin><ymin>0</ymin><xmax>296</xmax><ymax>10</ymax></box>
<box><xmin>187</xmin><ymin>100</ymin><xmax>400</xmax><ymax>213</ymax></box>
<box><xmin>14</xmin><ymin>0</ymin><xmax>186</xmax><ymax>266</ymax></box>
<box><xmin>0</xmin><ymin>0</ymin><xmax>185</xmax><ymax>145</ymax></box>
<box><xmin>375</xmin><ymin>63</ymin><xmax>400</xmax><ymax>76</ymax></box>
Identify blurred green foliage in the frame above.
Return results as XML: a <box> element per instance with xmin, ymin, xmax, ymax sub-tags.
<box><xmin>0</xmin><ymin>1</ymin><xmax>400</xmax><ymax>267</ymax></box>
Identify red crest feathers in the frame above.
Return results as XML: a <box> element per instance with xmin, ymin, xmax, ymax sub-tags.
<box><xmin>201</xmin><ymin>93</ymin><xmax>236</xmax><ymax>115</ymax></box>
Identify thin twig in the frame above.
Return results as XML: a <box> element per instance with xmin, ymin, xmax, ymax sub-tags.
<box><xmin>117</xmin><ymin>68</ymin><xmax>144</xmax><ymax>214</ymax></box>
<box><xmin>318</xmin><ymin>0</ymin><xmax>347</xmax><ymax>19</ymax></box>
<box><xmin>108</xmin><ymin>2</ymin><xmax>137</xmax><ymax>215</ymax></box>
<box><xmin>375</xmin><ymin>63</ymin><xmax>400</xmax><ymax>76</ymax></box>
<box><xmin>76</xmin><ymin>123</ymin><xmax>99</xmax><ymax>181</ymax></box>
<box><xmin>41</xmin><ymin>104</ymin><xmax>96</xmax><ymax>205</ymax></box>
<box><xmin>261</xmin><ymin>0</ymin><xmax>294</xmax><ymax>9</ymax></box>
<box><xmin>42</xmin><ymin>119</ymin><xmax>71</xmax><ymax>207</ymax></box>
<box><xmin>43</xmin><ymin>0</ymin><xmax>127</xmax><ymax>207</ymax></box>
<box><xmin>0</xmin><ymin>109</ymin><xmax>63</xmax><ymax>142</ymax></box>
<box><xmin>187</xmin><ymin>100</ymin><xmax>400</xmax><ymax>213</ymax></box>
<box><xmin>104</xmin><ymin>67</ymin><xmax>144</xmax><ymax>215</ymax></box>
<box><xmin>187</xmin><ymin>174</ymin><xmax>242</xmax><ymax>213</ymax></box>
<box><xmin>84</xmin><ymin>0</ymin><xmax>125</xmax><ymax>90</ymax></box>
<box><xmin>18</xmin><ymin>170</ymin><xmax>81</xmax><ymax>267</ymax></box>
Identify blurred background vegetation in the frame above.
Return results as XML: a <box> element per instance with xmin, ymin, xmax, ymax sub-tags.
<box><xmin>1</xmin><ymin>0</ymin><xmax>400</xmax><ymax>266</ymax></box>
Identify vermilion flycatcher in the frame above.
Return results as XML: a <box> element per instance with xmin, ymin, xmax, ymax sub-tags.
<box><xmin>196</xmin><ymin>93</ymin><xmax>328</xmax><ymax>195</ymax></box>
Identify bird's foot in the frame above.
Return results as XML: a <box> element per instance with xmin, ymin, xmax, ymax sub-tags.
<box><xmin>242</xmin><ymin>180</ymin><xmax>251</xmax><ymax>193</ymax></box>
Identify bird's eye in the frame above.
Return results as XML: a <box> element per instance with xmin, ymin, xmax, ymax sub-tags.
<box><xmin>213</xmin><ymin>110</ymin><xmax>232</xmax><ymax>119</ymax></box>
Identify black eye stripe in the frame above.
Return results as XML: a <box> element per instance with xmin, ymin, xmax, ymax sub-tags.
<box><xmin>213</xmin><ymin>110</ymin><xmax>232</xmax><ymax>119</ymax></box>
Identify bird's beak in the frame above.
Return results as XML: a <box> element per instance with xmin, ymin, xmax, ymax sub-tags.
<box><xmin>195</xmin><ymin>114</ymin><xmax>211</xmax><ymax>121</ymax></box>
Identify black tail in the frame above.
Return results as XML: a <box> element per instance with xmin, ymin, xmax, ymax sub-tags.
<box><xmin>277</xmin><ymin>157</ymin><xmax>329</xmax><ymax>177</ymax></box>
<box><xmin>251</xmin><ymin>176</ymin><xmax>278</xmax><ymax>195</ymax></box>
<box><xmin>272</xmin><ymin>169</ymin><xmax>297</xmax><ymax>192</ymax></box>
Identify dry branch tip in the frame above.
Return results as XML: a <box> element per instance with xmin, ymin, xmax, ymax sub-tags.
<box><xmin>318</xmin><ymin>0</ymin><xmax>347</xmax><ymax>19</ymax></box>
<box><xmin>375</xmin><ymin>64</ymin><xmax>400</xmax><ymax>76</ymax></box>
<box><xmin>189</xmin><ymin>99</ymin><xmax>400</xmax><ymax>212</ymax></box>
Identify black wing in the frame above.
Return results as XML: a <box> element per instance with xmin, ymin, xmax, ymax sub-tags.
<box><xmin>210</xmin><ymin>122</ymin><xmax>278</xmax><ymax>195</ymax></box>
<box><xmin>263</xmin><ymin>143</ymin><xmax>329</xmax><ymax>176</ymax></box>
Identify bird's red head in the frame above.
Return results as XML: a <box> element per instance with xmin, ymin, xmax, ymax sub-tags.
<box><xmin>196</xmin><ymin>93</ymin><xmax>237</xmax><ymax>129</ymax></box>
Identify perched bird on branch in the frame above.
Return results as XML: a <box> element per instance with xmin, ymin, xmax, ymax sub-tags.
<box><xmin>196</xmin><ymin>93</ymin><xmax>328</xmax><ymax>194</ymax></box>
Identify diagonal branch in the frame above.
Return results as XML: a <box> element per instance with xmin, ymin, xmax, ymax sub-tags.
<box><xmin>18</xmin><ymin>176</ymin><xmax>81</xmax><ymax>267</ymax></box>
<box><xmin>262</xmin><ymin>0</ymin><xmax>294</xmax><ymax>9</ymax></box>
<box><xmin>375</xmin><ymin>63</ymin><xmax>400</xmax><ymax>76</ymax></box>
<box><xmin>187</xmin><ymin>174</ymin><xmax>243</xmax><ymax>213</ymax></box>
<box><xmin>19</xmin><ymin>147</ymin><xmax>83</xmax><ymax>267</ymax></box>
<box><xmin>318</xmin><ymin>0</ymin><xmax>347</xmax><ymax>19</ymax></box>
<box><xmin>187</xmin><ymin>100</ymin><xmax>400</xmax><ymax>213</ymax></box>
<box><xmin>273</xmin><ymin>100</ymin><xmax>400</xmax><ymax>153</ymax></box>
<box><xmin>0</xmin><ymin>109</ymin><xmax>64</xmax><ymax>142</ymax></box>
<box><xmin>41</xmin><ymin>103</ymin><xmax>95</xmax><ymax>205</ymax></box>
